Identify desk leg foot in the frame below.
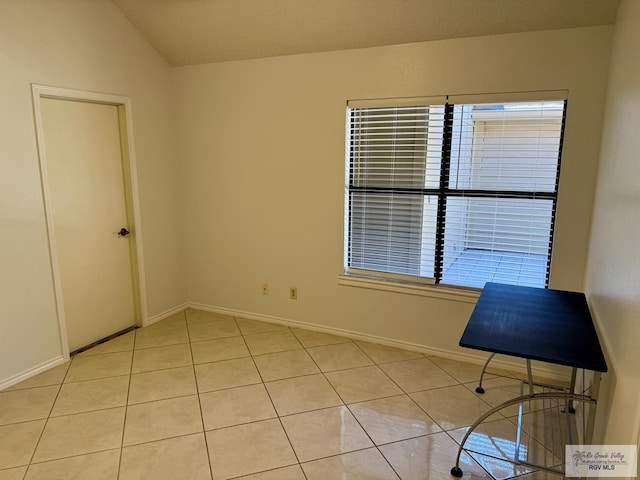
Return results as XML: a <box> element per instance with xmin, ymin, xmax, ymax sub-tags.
<box><xmin>568</xmin><ymin>406</ymin><xmax>576</xmax><ymax>414</ymax></box>
<box><xmin>475</xmin><ymin>353</ymin><xmax>495</xmax><ymax>396</ymax></box>
<box><xmin>451</xmin><ymin>466</ymin><xmax>463</xmax><ymax>477</ymax></box>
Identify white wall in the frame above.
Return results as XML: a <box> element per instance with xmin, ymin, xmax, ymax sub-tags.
<box><xmin>174</xmin><ymin>27</ymin><xmax>611</xmax><ymax>357</ymax></box>
<box><xmin>2</xmin><ymin>4</ymin><xmax>633</xmax><ymax>450</ymax></box>
<box><xmin>586</xmin><ymin>0</ymin><xmax>640</xmax><ymax>450</ymax></box>
<box><xmin>0</xmin><ymin>1</ymin><xmax>186</xmax><ymax>384</ymax></box>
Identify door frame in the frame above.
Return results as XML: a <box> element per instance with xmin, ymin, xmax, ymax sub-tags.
<box><xmin>31</xmin><ymin>84</ymin><xmax>148</xmax><ymax>359</ymax></box>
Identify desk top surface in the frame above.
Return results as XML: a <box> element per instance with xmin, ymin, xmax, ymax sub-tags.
<box><xmin>460</xmin><ymin>283</ymin><xmax>607</xmax><ymax>372</ymax></box>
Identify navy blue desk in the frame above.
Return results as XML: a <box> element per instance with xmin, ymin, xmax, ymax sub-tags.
<box><xmin>451</xmin><ymin>283</ymin><xmax>607</xmax><ymax>478</ymax></box>
<box><xmin>460</xmin><ymin>283</ymin><xmax>607</xmax><ymax>372</ymax></box>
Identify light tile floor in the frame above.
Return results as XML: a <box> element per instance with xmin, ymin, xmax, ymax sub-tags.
<box><xmin>0</xmin><ymin>309</ymin><xmax>566</xmax><ymax>480</ymax></box>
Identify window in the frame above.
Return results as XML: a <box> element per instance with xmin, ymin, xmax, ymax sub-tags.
<box><xmin>344</xmin><ymin>94</ymin><xmax>566</xmax><ymax>289</ymax></box>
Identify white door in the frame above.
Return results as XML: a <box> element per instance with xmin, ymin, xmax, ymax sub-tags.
<box><xmin>41</xmin><ymin>98</ymin><xmax>137</xmax><ymax>352</ymax></box>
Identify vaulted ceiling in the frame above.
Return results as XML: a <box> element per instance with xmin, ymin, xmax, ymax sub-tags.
<box><xmin>112</xmin><ymin>0</ymin><xmax>620</xmax><ymax>66</ymax></box>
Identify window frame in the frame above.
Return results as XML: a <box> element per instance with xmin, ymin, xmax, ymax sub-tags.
<box><xmin>344</xmin><ymin>95</ymin><xmax>568</xmax><ymax>290</ymax></box>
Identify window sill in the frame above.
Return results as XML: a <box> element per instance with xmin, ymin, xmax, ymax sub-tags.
<box><xmin>337</xmin><ymin>274</ymin><xmax>481</xmax><ymax>304</ymax></box>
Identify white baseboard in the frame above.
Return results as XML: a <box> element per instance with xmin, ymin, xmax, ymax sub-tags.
<box><xmin>1</xmin><ymin>301</ymin><xmax>571</xmax><ymax>391</ymax></box>
<box><xmin>187</xmin><ymin>302</ymin><xmax>570</xmax><ymax>382</ymax></box>
<box><xmin>0</xmin><ymin>302</ymin><xmax>189</xmax><ymax>390</ymax></box>
<box><xmin>144</xmin><ymin>302</ymin><xmax>189</xmax><ymax>327</ymax></box>
<box><xmin>0</xmin><ymin>356</ymin><xmax>67</xmax><ymax>391</ymax></box>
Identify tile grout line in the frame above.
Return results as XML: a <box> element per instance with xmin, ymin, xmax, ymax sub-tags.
<box><xmin>387</xmin><ymin>355</ymin><xmax>502</xmax><ymax>479</ymax></box>
<box><xmin>332</xmin><ymin>340</ymin><xmax>516</xmax><ymax>478</ymax></box>
<box><xmin>3</xmin><ymin>311</ymin><xmax>544</xmax><ymax>480</ymax></box>
<box><xmin>115</xmin><ymin>334</ymin><xmax>137</xmax><ymax>480</ymax></box>
<box><xmin>183</xmin><ymin>309</ymin><xmax>216</xmax><ymax>480</ymax></box>
<box><xmin>352</xmin><ymin>341</ymin><xmax>419</xmax><ymax>395</ymax></box>
<box><xmin>339</xmin><ymin>343</ymin><xmax>412</xmax><ymax>479</ymax></box>
<box><xmin>22</xmin><ymin>355</ymin><xmax>73</xmax><ymax>478</ymax></box>
<box><xmin>15</xmin><ymin>362</ymin><xmax>132</xmax><ymax>472</ymax></box>
<box><xmin>236</xmin><ymin>319</ymin><xmax>309</xmax><ymax>479</ymax></box>
<box><xmin>298</xmin><ymin>336</ymin><xmax>403</xmax><ymax>477</ymax></box>
<box><xmin>294</xmin><ymin>331</ymin><xmax>461</xmax><ymax>477</ymax></box>
<box><xmin>21</xmin><ymin>447</ymin><xmax>122</xmax><ymax>470</ymax></box>
<box><xmin>440</xmin><ymin>432</ymin><xmax>498</xmax><ymax>480</ymax></box>
<box><xmin>294</xmin><ymin>445</ymin><xmax>399</xmax><ymax>476</ymax></box>
<box><xmin>362</xmin><ymin>350</ymin><xmax>460</xmax><ymax>437</ymax></box>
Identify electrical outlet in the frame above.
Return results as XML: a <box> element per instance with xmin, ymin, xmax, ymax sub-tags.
<box><xmin>289</xmin><ymin>287</ymin><xmax>297</xmax><ymax>300</ymax></box>
<box><xmin>261</xmin><ymin>283</ymin><xmax>269</xmax><ymax>295</ymax></box>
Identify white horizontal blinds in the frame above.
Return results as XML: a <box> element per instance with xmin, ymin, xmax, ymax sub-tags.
<box><xmin>348</xmin><ymin>193</ymin><xmax>438</xmax><ymax>278</ymax></box>
<box><xmin>345</xmin><ymin>95</ymin><xmax>565</xmax><ymax>289</ymax></box>
<box><xmin>347</xmin><ymin>103</ymin><xmax>444</xmax><ymax>280</ymax></box>
<box><xmin>350</xmin><ymin>105</ymin><xmax>443</xmax><ymax>189</ymax></box>
<box><xmin>441</xmin><ymin>198</ymin><xmax>553</xmax><ymax>288</ymax></box>
<box><xmin>440</xmin><ymin>101</ymin><xmax>565</xmax><ymax>289</ymax></box>
<box><xmin>448</xmin><ymin>102</ymin><xmax>564</xmax><ymax>192</ymax></box>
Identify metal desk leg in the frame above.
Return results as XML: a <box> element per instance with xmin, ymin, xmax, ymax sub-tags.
<box><xmin>450</xmin><ymin>391</ymin><xmax>597</xmax><ymax>478</ymax></box>
<box><xmin>475</xmin><ymin>352</ymin><xmax>496</xmax><ymax>394</ymax></box>
<box><xmin>585</xmin><ymin>372</ymin><xmax>601</xmax><ymax>443</ymax></box>
<box><xmin>450</xmin><ymin>393</ymin><xmax>538</xmax><ymax>478</ymax></box>
<box><xmin>567</xmin><ymin>367</ymin><xmax>577</xmax><ymax>414</ymax></box>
